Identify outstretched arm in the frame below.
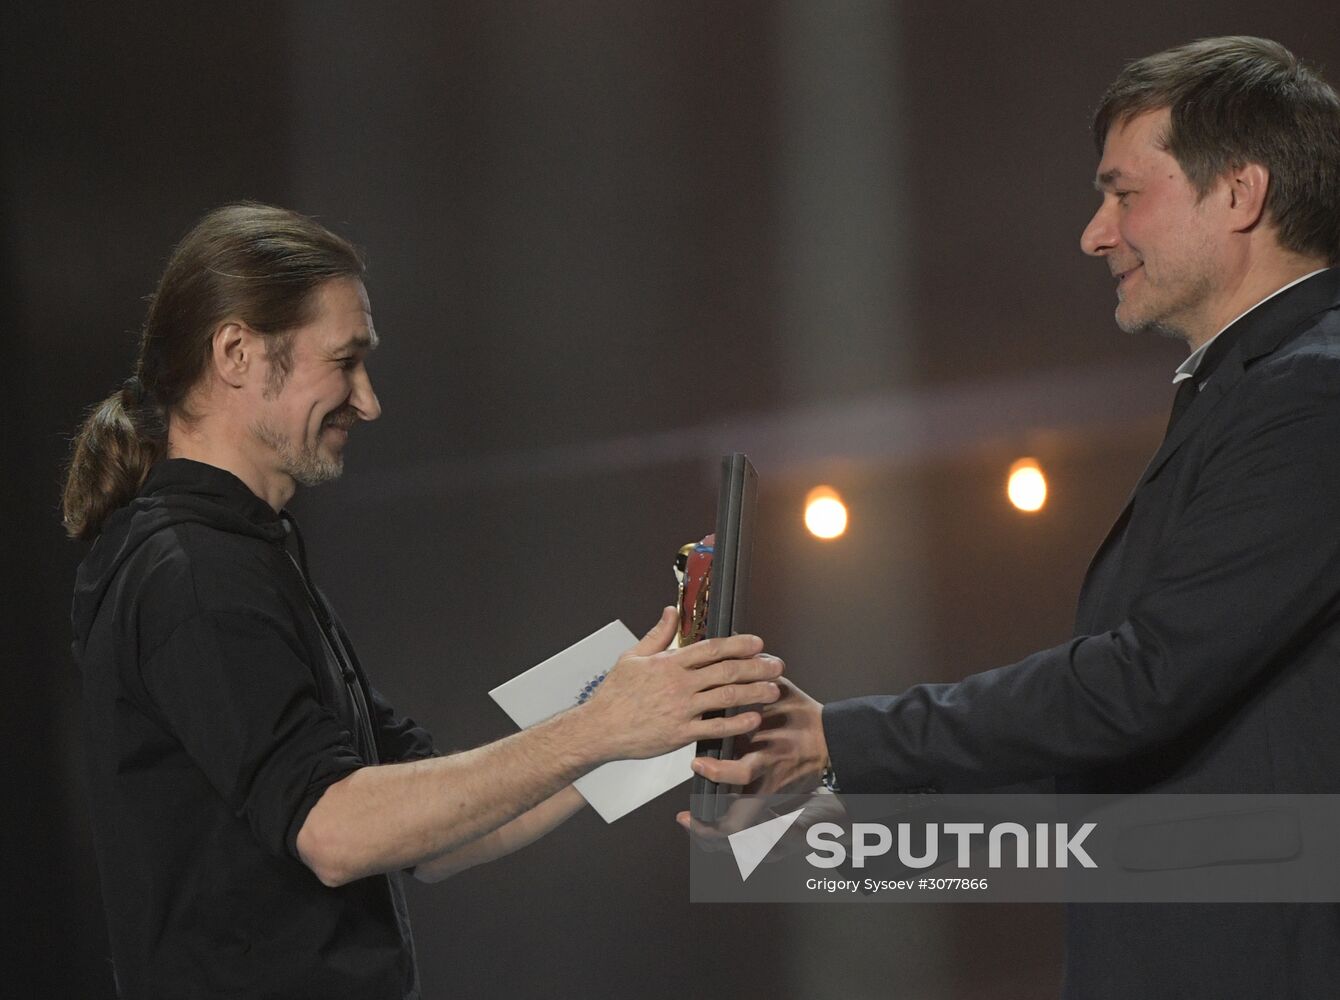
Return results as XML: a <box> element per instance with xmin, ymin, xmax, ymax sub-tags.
<box><xmin>698</xmin><ymin>355</ymin><xmax>1340</xmax><ymax>795</ymax></box>
<box><xmin>413</xmin><ymin>785</ymin><xmax>587</xmax><ymax>883</ymax></box>
<box><xmin>297</xmin><ymin>608</ymin><xmax>784</xmax><ymax>886</ymax></box>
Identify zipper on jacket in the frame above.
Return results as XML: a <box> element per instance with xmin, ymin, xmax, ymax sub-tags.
<box><xmin>279</xmin><ymin>513</ymin><xmax>380</xmax><ymax>765</ymax></box>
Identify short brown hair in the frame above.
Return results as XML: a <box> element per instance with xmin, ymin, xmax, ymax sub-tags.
<box><xmin>61</xmin><ymin>203</ymin><xmax>365</xmax><ymax>539</ymax></box>
<box><xmin>1092</xmin><ymin>36</ymin><xmax>1340</xmax><ymax>263</ymax></box>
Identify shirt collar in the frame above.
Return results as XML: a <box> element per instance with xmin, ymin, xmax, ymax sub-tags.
<box><xmin>1172</xmin><ymin>269</ymin><xmax>1329</xmax><ymax>383</ymax></box>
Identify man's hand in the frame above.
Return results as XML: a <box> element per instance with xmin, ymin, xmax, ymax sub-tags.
<box><xmin>578</xmin><ymin>607</ymin><xmax>784</xmax><ymax>762</ymax></box>
<box><xmin>689</xmin><ymin>677</ymin><xmax>827</xmax><ymax>795</ymax></box>
<box><xmin>675</xmin><ymin>787</ymin><xmax>848</xmax><ymax>859</ymax></box>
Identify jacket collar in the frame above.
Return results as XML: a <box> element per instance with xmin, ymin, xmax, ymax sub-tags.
<box><xmin>1224</xmin><ymin>267</ymin><xmax>1340</xmax><ymax>369</ymax></box>
<box><xmin>140</xmin><ymin>458</ymin><xmax>284</xmax><ymax>530</ymax></box>
<box><xmin>1135</xmin><ymin>268</ymin><xmax>1340</xmax><ymax>493</ymax></box>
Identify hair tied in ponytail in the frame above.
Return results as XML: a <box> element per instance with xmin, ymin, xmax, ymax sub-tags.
<box><xmin>122</xmin><ymin>375</ymin><xmax>147</xmax><ymax>407</ymax></box>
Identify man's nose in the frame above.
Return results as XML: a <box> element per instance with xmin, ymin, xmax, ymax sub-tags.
<box><xmin>1080</xmin><ymin>201</ymin><xmax>1116</xmax><ymax>257</ymax></box>
<box><xmin>351</xmin><ymin>367</ymin><xmax>382</xmax><ymax>422</ymax></box>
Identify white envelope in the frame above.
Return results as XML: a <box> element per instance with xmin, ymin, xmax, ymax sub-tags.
<box><xmin>488</xmin><ymin>620</ymin><xmax>694</xmax><ymax>823</ymax></box>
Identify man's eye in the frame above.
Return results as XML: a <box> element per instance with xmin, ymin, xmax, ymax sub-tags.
<box><xmin>1115</xmin><ymin>191</ymin><xmax>1132</xmax><ymax>203</ymax></box>
<box><xmin>337</xmin><ymin>357</ymin><xmax>358</xmax><ymax>370</ymax></box>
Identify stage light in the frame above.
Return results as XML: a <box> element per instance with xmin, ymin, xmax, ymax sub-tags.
<box><xmin>1007</xmin><ymin>458</ymin><xmax>1047</xmax><ymax>513</ymax></box>
<box><xmin>805</xmin><ymin>486</ymin><xmax>848</xmax><ymax>539</ymax></box>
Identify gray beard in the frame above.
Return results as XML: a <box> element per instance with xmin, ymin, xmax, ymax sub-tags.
<box><xmin>250</xmin><ymin>419</ymin><xmax>344</xmax><ymax>487</ymax></box>
<box><xmin>1118</xmin><ymin>309</ymin><xmax>1188</xmax><ymax>343</ymax></box>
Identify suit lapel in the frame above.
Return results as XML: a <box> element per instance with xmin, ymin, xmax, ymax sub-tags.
<box><xmin>1076</xmin><ymin>353</ymin><xmax>1241</xmax><ymax>629</ymax></box>
<box><xmin>1127</xmin><ymin>358</ymin><xmax>1240</xmax><ymax>493</ymax></box>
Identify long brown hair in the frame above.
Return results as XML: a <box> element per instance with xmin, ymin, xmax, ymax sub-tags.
<box><xmin>61</xmin><ymin>202</ymin><xmax>365</xmax><ymax>539</ymax></box>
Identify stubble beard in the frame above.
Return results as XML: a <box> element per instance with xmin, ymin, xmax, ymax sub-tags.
<box><xmin>1114</xmin><ymin>258</ymin><xmax>1219</xmax><ymax>346</ymax></box>
<box><xmin>250</xmin><ymin>418</ymin><xmax>344</xmax><ymax>487</ymax></box>
<box><xmin>1116</xmin><ymin>302</ymin><xmax>1186</xmax><ymax>342</ymax></box>
<box><xmin>1114</xmin><ymin>229</ymin><xmax>1219</xmax><ymax>346</ymax></box>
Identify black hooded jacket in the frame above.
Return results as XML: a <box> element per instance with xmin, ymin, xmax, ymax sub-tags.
<box><xmin>71</xmin><ymin>459</ymin><xmax>436</xmax><ymax>999</ymax></box>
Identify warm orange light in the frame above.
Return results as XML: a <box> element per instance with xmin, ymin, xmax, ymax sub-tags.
<box><xmin>804</xmin><ymin>485</ymin><xmax>848</xmax><ymax>539</ymax></box>
<box><xmin>1007</xmin><ymin>458</ymin><xmax>1047</xmax><ymax>513</ymax></box>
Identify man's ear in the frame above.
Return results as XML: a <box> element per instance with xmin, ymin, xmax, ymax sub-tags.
<box><xmin>1225</xmin><ymin>162</ymin><xmax>1270</xmax><ymax>233</ymax></box>
<box><xmin>210</xmin><ymin>321</ymin><xmax>261</xmax><ymax>389</ymax></box>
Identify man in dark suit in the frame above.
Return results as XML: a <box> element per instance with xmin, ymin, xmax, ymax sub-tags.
<box><xmin>688</xmin><ymin>36</ymin><xmax>1340</xmax><ymax>998</ymax></box>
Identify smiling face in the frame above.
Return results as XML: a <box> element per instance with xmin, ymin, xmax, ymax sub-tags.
<box><xmin>248</xmin><ymin>277</ymin><xmax>381</xmax><ymax>487</ymax></box>
<box><xmin>1080</xmin><ymin>108</ymin><xmax>1230</xmax><ymax>344</ymax></box>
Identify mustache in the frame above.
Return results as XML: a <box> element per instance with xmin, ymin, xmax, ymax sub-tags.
<box><xmin>323</xmin><ymin>406</ymin><xmax>358</xmax><ymax>431</ymax></box>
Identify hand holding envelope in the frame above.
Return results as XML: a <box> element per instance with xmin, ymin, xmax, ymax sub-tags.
<box><xmin>491</xmin><ymin>610</ymin><xmax>784</xmax><ymax>822</ymax></box>
<box><xmin>491</xmin><ymin>453</ymin><xmax>777</xmax><ymax>824</ymax></box>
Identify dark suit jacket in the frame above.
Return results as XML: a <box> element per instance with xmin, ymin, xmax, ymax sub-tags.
<box><xmin>824</xmin><ymin>269</ymin><xmax>1340</xmax><ymax>998</ymax></box>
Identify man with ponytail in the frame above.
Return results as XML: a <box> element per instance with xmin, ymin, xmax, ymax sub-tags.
<box><xmin>65</xmin><ymin>203</ymin><xmax>783</xmax><ymax>999</ymax></box>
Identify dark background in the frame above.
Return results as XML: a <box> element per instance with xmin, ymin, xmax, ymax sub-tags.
<box><xmin>5</xmin><ymin>3</ymin><xmax>1336</xmax><ymax>997</ymax></box>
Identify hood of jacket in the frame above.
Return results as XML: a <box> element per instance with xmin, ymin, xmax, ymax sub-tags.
<box><xmin>70</xmin><ymin>459</ymin><xmax>288</xmax><ymax>656</ymax></box>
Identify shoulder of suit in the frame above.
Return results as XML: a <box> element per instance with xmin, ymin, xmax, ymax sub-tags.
<box><xmin>1233</xmin><ymin>340</ymin><xmax>1340</xmax><ymax>422</ymax></box>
